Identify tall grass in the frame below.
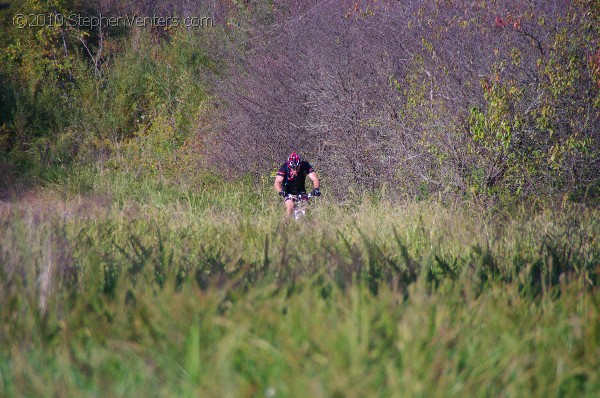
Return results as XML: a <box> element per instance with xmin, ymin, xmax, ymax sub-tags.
<box><xmin>0</xmin><ymin>178</ymin><xmax>598</xmax><ymax>396</ymax></box>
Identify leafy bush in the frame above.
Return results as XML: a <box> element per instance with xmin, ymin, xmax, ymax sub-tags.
<box><xmin>210</xmin><ymin>0</ymin><xmax>599</xmax><ymax>203</ymax></box>
<box><xmin>0</xmin><ymin>0</ymin><xmax>214</xmax><ymax>188</ymax></box>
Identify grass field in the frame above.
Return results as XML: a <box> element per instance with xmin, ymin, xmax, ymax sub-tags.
<box><xmin>1</xmin><ymin>0</ymin><xmax>598</xmax><ymax>395</ymax></box>
<box><xmin>0</xmin><ymin>175</ymin><xmax>598</xmax><ymax>397</ymax></box>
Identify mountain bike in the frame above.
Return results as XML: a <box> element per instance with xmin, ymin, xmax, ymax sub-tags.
<box><xmin>285</xmin><ymin>193</ymin><xmax>314</xmax><ymax>220</ymax></box>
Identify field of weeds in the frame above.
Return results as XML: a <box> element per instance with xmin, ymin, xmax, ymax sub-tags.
<box><xmin>1</xmin><ymin>182</ymin><xmax>598</xmax><ymax>397</ymax></box>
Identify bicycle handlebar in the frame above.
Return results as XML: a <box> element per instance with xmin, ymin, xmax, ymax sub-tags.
<box><xmin>285</xmin><ymin>193</ymin><xmax>313</xmax><ymax>201</ymax></box>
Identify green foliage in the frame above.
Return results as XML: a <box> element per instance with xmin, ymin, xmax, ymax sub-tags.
<box><xmin>1</xmin><ymin>3</ymin><xmax>213</xmax><ymax>186</ymax></box>
<box><xmin>0</xmin><ymin>187</ymin><xmax>598</xmax><ymax>396</ymax></box>
<box><xmin>0</xmin><ymin>0</ymin><xmax>86</xmax><ymax>165</ymax></box>
<box><xmin>464</xmin><ymin>4</ymin><xmax>599</xmax><ymax>201</ymax></box>
<box><xmin>70</xmin><ymin>26</ymin><xmax>213</xmax><ymax>177</ymax></box>
<box><xmin>380</xmin><ymin>2</ymin><xmax>600</xmax><ymax>204</ymax></box>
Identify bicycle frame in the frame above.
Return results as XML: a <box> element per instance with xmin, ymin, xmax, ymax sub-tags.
<box><xmin>286</xmin><ymin>193</ymin><xmax>313</xmax><ymax>220</ymax></box>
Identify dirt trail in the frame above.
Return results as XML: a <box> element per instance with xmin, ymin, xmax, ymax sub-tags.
<box><xmin>0</xmin><ymin>188</ymin><xmax>112</xmax><ymax>221</ymax></box>
<box><xmin>0</xmin><ymin>162</ymin><xmax>112</xmax><ymax>219</ymax></box>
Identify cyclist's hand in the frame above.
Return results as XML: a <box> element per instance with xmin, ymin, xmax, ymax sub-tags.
<box><xmin>311</xmin><ymin>188</ymin><xmax>321</xmax><ymax>197</ymax></box>
<box><xmin>279</xmin><ymin>190</ymin><xmax>287</xmax><ymax>197</ymax></box>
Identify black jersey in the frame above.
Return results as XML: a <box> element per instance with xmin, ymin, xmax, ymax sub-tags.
<box><xmin>277</xmin><ymin>161</ymin><xmax>315</xmax><ymax>194</ymax></box>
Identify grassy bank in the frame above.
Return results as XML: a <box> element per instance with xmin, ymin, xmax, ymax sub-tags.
<box><xmin>0</xmin><ymin>177</ymin><xmax>598</xmax><ymax>397</ymax></box>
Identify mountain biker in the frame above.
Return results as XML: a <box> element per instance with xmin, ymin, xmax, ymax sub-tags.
<box><xmin>274</xmin><ymin>152</ymin><xmax>321</xmax><ymax>217</ymax></box>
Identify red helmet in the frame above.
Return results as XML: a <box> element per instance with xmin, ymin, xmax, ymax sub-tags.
<box><xmin>288</xmin><ymin>152</ymin><xmax>301</xmax><ymax>169</ymax></box>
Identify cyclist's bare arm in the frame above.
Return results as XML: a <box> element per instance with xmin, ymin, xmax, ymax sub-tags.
<box><xmin>274</xmin><ymin>175</ymin><xmax>285</xmax><ymax>193</ymax></box>
<box><xmin>308</xmin><ymin>171</ymin><xmax>320</xmax><ymax>189</ymax></box>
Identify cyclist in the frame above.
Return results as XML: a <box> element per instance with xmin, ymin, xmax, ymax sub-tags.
<box><xmin>274</xmin><ymin>152</ymin><xmax>321</xmax><ymax>217</ymax></box>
